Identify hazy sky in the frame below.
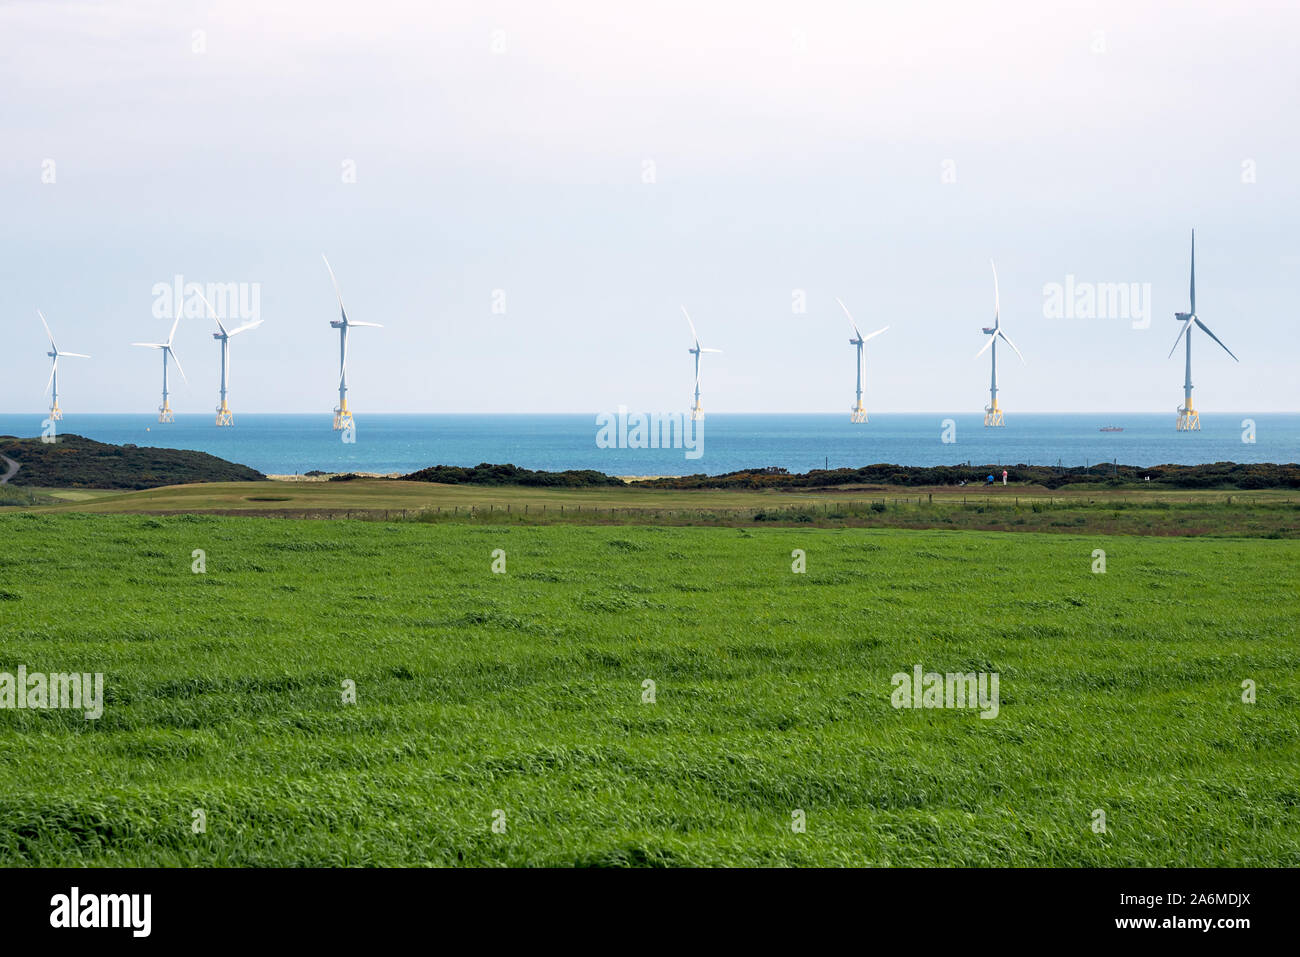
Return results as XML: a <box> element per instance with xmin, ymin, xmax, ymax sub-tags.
<box><xmin>3</xmin><ymin>0</ymin><xmax>1297</xmax><ymax>415</ymax></box>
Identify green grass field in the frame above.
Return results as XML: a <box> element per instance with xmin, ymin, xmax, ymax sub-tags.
<box><xmin>1</xmin><ymin>513</ymin><xmax>1297</xmax><ymax>866</ymax></box>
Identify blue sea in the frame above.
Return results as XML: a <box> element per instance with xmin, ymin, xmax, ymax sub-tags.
<box><xmin>1</xmin><ymin>413</ymin><xmax>1295</xmax><ymax>476</ymax></box>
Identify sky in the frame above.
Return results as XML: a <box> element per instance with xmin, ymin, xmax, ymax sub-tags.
<box><xmin>2</xmin><ymin>0</ymin><xmax>1298</xmax><ymax>415</ymax></box>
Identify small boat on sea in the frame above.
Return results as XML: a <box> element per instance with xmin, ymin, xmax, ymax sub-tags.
<box><xmin>1099</xmin><ymin>425</ymin><xmax>1124</xmax><ymax>432</ymax></box>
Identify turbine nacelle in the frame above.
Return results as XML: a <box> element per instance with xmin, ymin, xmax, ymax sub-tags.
<box><xmin>682</xmin><ymin>306</ymin><xmax>719</xmax><ymax>354</ymax></box>
<box><xmin>211</xmin><ymin>319</ymin><xmax>264</xmax><ymax>340</ymax></box>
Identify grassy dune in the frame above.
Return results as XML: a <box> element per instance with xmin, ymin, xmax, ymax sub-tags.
<box><xmin>18</xmin><ymin>478</ymin><xmax>1300</xmax><ymax>537</ymax></box>
<box><xmin>0</xmin><ymin>513</ymin><xmax>1296</xmax><ymax>866</ymax></box>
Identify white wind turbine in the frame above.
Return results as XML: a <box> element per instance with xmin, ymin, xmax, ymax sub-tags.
<box><xmin>683</xmin><ymin>306</ymin><xmax>721</xmax><ymax>421</ymax></box>
<box><xmin>132</xmin><ymin>313</ymin><xmax>186</xmax><ymax>422</ymax></box>
<box><xmin>323</xmin><ymin>254</ymin><xmax>382</xmax><ymax>431</ymax></box>
<box><xmin>38</xmin><ymin>311</ymin><xmax>90</xmax><ymax>421</ymax></box>
<box><xmin>1169</xmin><ymin>229</ymin><xmax>1238</xmax><ymax>431</ymax></box>
<box><xmin>836</xmin><ymin>298</ymin><xmax>888</xmax><ymax>423</ymax></box>
<box><xmin>974</xmin><ymin>260</ymin><xmax>1025</xmax><ymax>426</ymax></box>
<box><xmin>193</xmin><ymin>290</ymin><xmax>263</xmax><ymax>426</ymax></box>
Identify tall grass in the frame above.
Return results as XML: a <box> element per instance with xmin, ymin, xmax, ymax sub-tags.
<box><xmin>0</xmin><ymin>514</ymin><xmax>1296</xmax><ymax>866</ymax></box>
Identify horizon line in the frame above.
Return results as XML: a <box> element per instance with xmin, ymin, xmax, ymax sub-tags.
<box><xmin>1</xmin><ymin>410</ymin><xmax>1295</xmax><ymax>418</ymax></box>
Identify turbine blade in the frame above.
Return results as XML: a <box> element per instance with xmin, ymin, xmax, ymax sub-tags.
<box><xmin>44</xmin><ymin>357</ymin><xmax>56</xmax><ymax>394</ymax></box>
<box><xmin>975</xmin><ymin>335</ymin><xmax>994</xmax><ymax>359</ymax></box>
<box><xmin>1167</xmin><ymin>319</ymin><xmax>1191</xmax><ymax>358</ymax></box>
<box><xmin>347</xmin><ymin>321</ymin><xmax>382</xmax><ymax>328</ymax></box>
<box><xmin>681</xmin><ymin>306</ymin><xmax>700</xmax><ymax>348</ymax></box>
<box><xmin>997</xmin><ymin>329</ymin><xmax>1025</xmax><ymax>363</ymax></box>
<box><xmin>701</xmin><ymin>348</ymin><xmax>722</xmax><ymax>353</ymax></box>
<box><xmin>227</xmin><ymin>320</ymin><xmax>264</xmax><ymax>337</ymax></box>
<box><xmin>861</xmin><ymin>325</ymin><xmax>889</xmax><ymax>343</ymax></box>
<box><xmin>1194</xmin><ymin>317</ymin><xmax>1238</xmax><ymax>361</ymax></box>
<box><xmin>132</xmin><ymin>342</ymin><xmax>164</xmax><ymax>348</ymax></box>
<box><xmin>1189</xmin><ymin>228</ymin><xmax>1196</xmax><ymax>315</ymax></box>
<box><xmin>63</xmin><ymin>352</ymin><xmax>90</xmax><ymax>358</ymax></box>
<box><xmin>990</xmin><ymin>259</ymin><xmax>1000</xmax><ymax>326</ymax></box>
<box><xmin>835</xmin><ymin>297</ymin><xmax>862</xmax><ymax>339</ymax></box>
<box><xmin>169</xmin><ymin>347</ymin><xmax>188</xmax><ymax>384</ymax></box>
<box><xmin>37</xmin><ymin>310</ymin><xmax>57</xmax><ymax>351</ymax></box>
<box><xmin>191</xmin><ymin>289</ymin><xmax>229</xmax><ymax>337</ymax></box>
<box><xmin>166</xmin><ymin>314</ymin><xmax>183</xmax><ymax>346</ymax></box>
<box><xmin>323</xmin><ymin>254</ymin><xmax>349</xmax><ymax>324</ymax></box>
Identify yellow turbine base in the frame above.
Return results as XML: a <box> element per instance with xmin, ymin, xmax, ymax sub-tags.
<box><xmin>851</xmin><ymin>402</ymin><xmax>867</xmax><ymax>424</ymax></box>
<box><xmin>216</xmin><ymin>408</ymin><xmax>234</xmax><ymax>427</ymax></box>
<box><xmin>334</xmin><ymin>408</ymin><xmax>354</xmax><ymax>431</ymax></box>
<box><xmin>158</xmin><ymin>403</ymin><xmax>174</xmax><ymax>424</ymax></box>
<box><xmin>984</xmin><ymin>405</ymin><xmax>1004</xmax><ymax>427</ymax></box>
<box><xmin>49</xmin><ymin>405</ymin><xmax>63</xmax><ymax>422</ymax></box>
<box><xmin>1176</xmin><ymin>407</ymin><xmax>1200</xmax><ymax>431</ymax></box>
<box><xmin>690</xmin><ymin>404</ymin><xmax>704</xmax><ymax>422</ymax></box>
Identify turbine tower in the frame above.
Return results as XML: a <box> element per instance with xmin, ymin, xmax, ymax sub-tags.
<box><xmin>836</xmin><ymin>298</ymin><xmax>888</xmax><ymax>423</ymax></box>
<box><xmin>38</xmin><ymin>311</ymin><xmax>90</xmax><ymax>421</ymax></box>
<box><xmin>975</xmin><ymin>260</ymin><xmax>1025</xmax><ymax>427</ymax></box>
<box><xmin>682</xmin><ymin>306</ymin><xmax>721</xmax><ymax>421</ymax></box>
<box><xmin>195</xmin><ymin>291</ymin><xmax>263</xmax><ymax>427</ymax></box>
<box><xmin>1169</xmin><ymin>229</ymin><xmax>1238</xmax><ymax>431</ymax></box>
<box><xmin>323</xmin><ymin>255</ymin><xmax>382</xmax><ymax>431</ymax></box>
<box><xmin>132</xmin><ymin>314</ymin><xmax>186</xmax><ymax>422</ymax></box>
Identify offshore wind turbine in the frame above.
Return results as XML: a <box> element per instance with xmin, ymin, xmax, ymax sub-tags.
<box><xmin>132</xmin><ymin>313</ymin><xmax>186</xmax><ymax>422</ymax></box>
<box><xmin>194</xmin><ymin>291</ymin><xmax>263</xmax><ymax>426</ymax></box>
<box><xmin>682</xmin><ymin>306</ymin><xmax>721</xmax><ymax>421</ymax></box>
<box><xmin>974</xmin><ymin>260</ymin><xmax>1025</xmax><ymax>427</ymax></box>
<box><xmin>1169</xmin><ymin>229</ymin><xmax>1238</xmax><ymax>431</ymax></box>
<box><xmin>836</xmin><ymin>298</ymin><xmax>888</xmax><ymax>423</ymax></box>
<box><xmin>38</xmin><ymin>311</ymin><xmax>90</xmax><ymax>421</ymax></box>
<box><xmin>323</xmin><ymin>255</ymin><xmax>382</xmax><ymax>431</ymax></box>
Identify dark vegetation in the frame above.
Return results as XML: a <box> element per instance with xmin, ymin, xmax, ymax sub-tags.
<box><xmin>0</xmin><ymin>434</ymin><xmax>264</xmax><ymax>489</ymax></box>
<box><xmin>402</xmin><ymin>462</ymin><xmax>625</xmax><ymax>487</ymax></box>
<box><xmin>641</xmin><ymin>461</ymin><xmax>1300</xmax><ymax>491</ymax></box>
